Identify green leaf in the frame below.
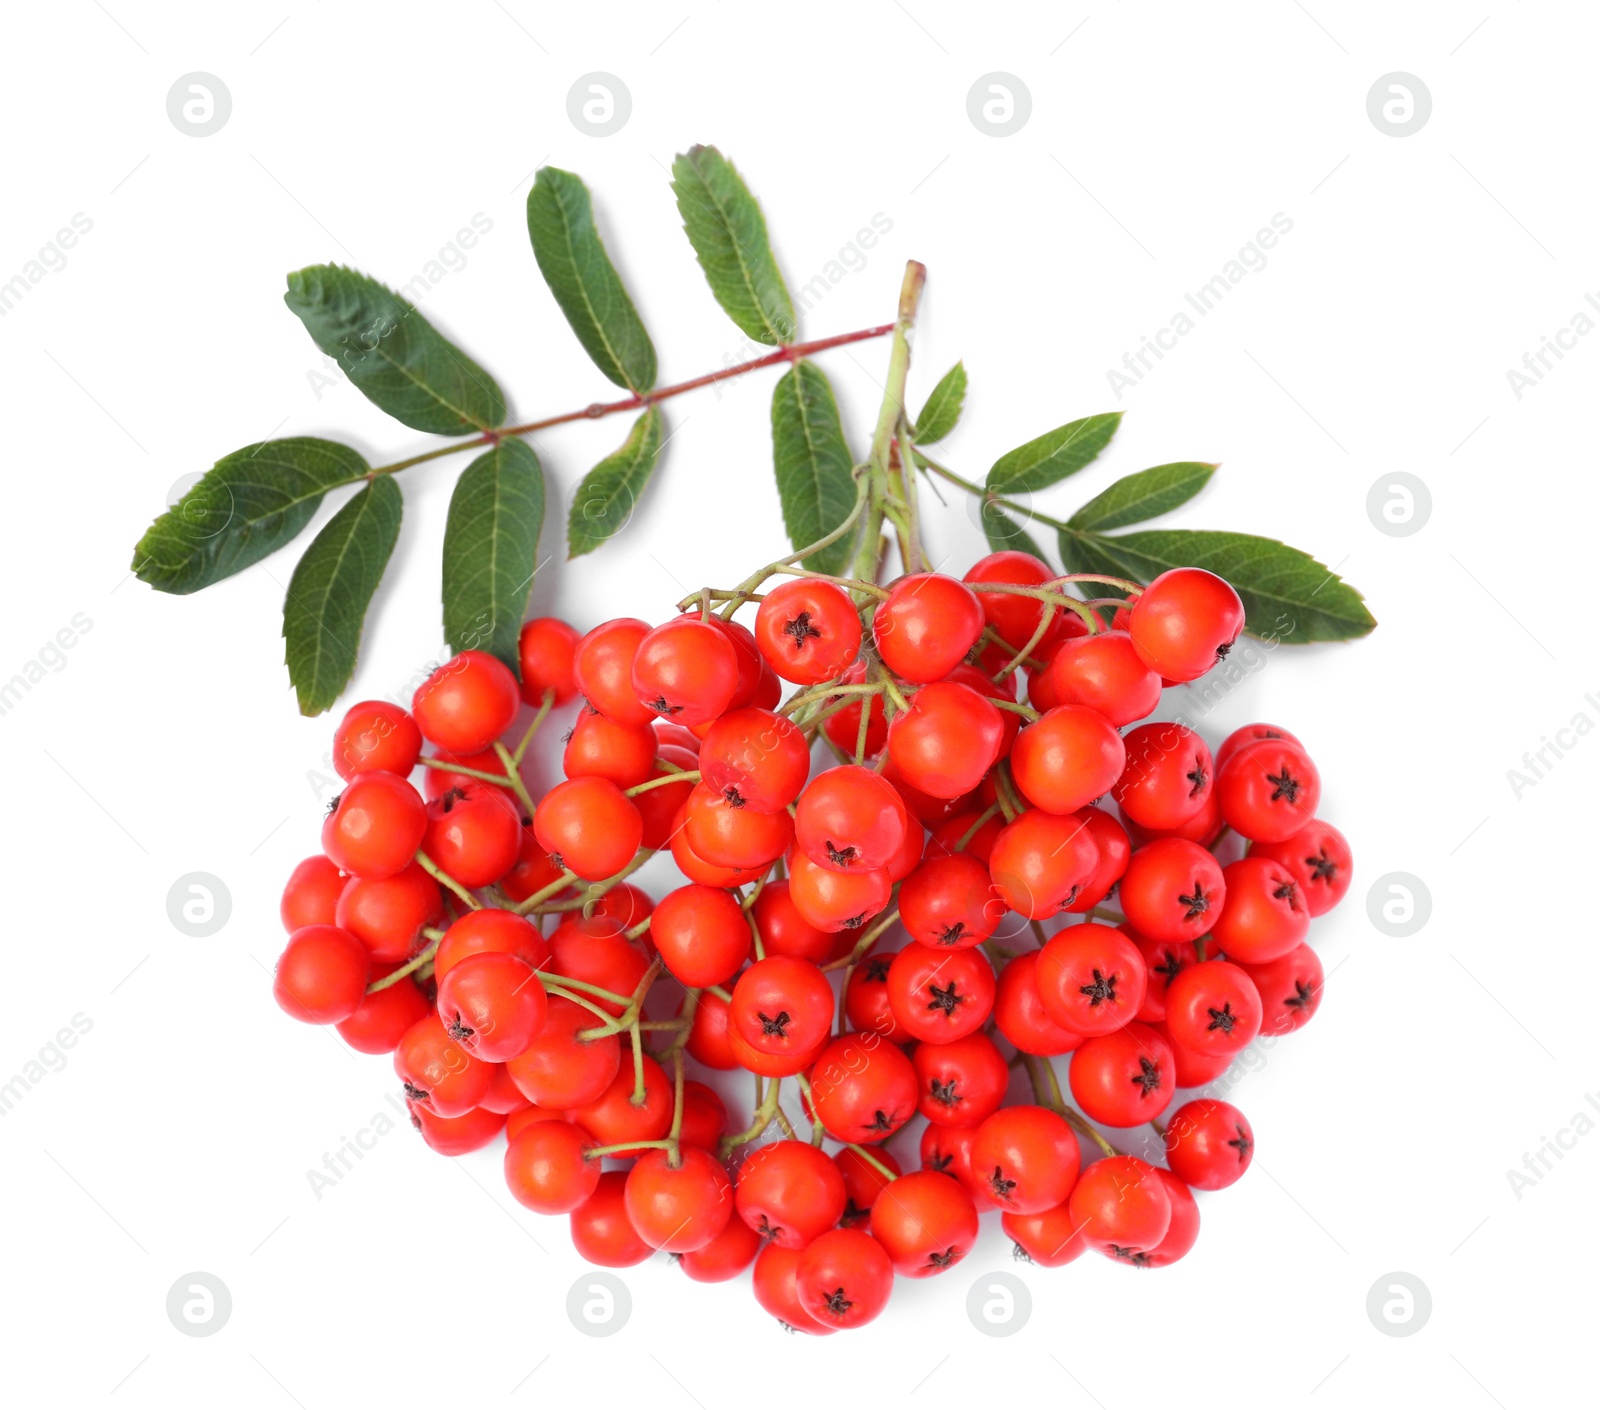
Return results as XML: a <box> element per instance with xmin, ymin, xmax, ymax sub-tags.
<box><xmin>132</xmin><ymin>438</ymin><xmax>368</xmax><ymax>595</ymax></box>
<box><xmin>282</xmin><ymin>476</ymin><xmax>402</xmax><ymax>715</ymax></box>
<box><xmin>284</xmin><ymin>264</ymin><xmax>505</xmax><ymax>435</ymax></box>
<box><xmin>981</xmin><ymin>502</ymin><xmax>1047</xmax><ymax>561</ymax></box>
<box><xmin>1082</xmin><ymin>528</ymin><xmax>1377</xmax><ymax>642</ymax></box>
<box><xmin>671</xmin><ymin>145</ymin><xmax>796</xmax><ymax>346</ymax></box>
<box><xmin>987</xmin><ymin>412</ymin><xmax>1122</xmax><ymax>495</ymax></box>
<box><xmin>527</xmin><ymin>167</ymin><xmax>657</xmax><ymax>394</ymax></box>
<box><xmin>771</xmin><ymin>361</ymin><xmax>857</xmax><ymax>576</ymax></box>
<box><xmin>1057</xmin><ymin>528</ymin><xmax>1134</xmax><ymax>607</ymax></box>
<box><xmin>568</xmin><ymin>407</ymin><xmax>664</xmax><ymax>559</ymax></box>
<box><xmin>442</xmin><ymin>439</ymin><xmax>545</xmax><ymax>669</ymax></box>
<box><xmin>1068</xmin><ymin>462</ymin><xmax>1217</xmax><ymax>532</ymax></box>
<box><xmin>913</xmin><ymin>362</ymin><xmax>967</xmax><ymax>444</ymax></box>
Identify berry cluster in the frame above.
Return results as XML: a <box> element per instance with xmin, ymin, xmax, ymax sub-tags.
<box><xmin>273</xmin><ymin>555</ymin><xmax>1352</xmax><ymax>1332</ymax></box>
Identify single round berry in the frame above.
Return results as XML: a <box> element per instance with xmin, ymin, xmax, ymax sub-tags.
<box><xmin>872</xmin><ymin>573</ymin><xmax>985</xmax><ymax>683</ymax></box>
<box><xmin>971</xmin><ymin>1105</ymin><xmax>1080</xmax><ymax>1215</ymax></box>
<box><xmin>517</xmin><ymin>616</ymin><xmax>580</xmax><ymax>706</ymax></box>
<box><xmin>1163</xmin><ymin>959</ymin><xmax>1263</xmax><ymax>1058</ymax></box>
<box><xmin>795</xmin><ymin>1228</ymin><xmax>895</xmax><ymax>1329</ymax></box>
<box><xmin>1010</xmin><ymin>705</ymin><xmax>1127</xmax><ymax>816</ymax></box>
<box><xmin>870</xmin><ymin>1170</ymin><xmax>981</xmax><ymax>1278</ymax></box>
<box><xmin>754</xmin><ymin>579</ymin><xmax>862</xmax><ymax>684</ymax></box>
<box><xmin>1034</xmin><ymin>923</ymin><xmax>1148</xmax><ymax>1037</ymax></box>
<box><xmin>273</xmin><ymin>925</ymin><xmax>370</xmax><ymax>1024</ymax></box>
<box><xmin>807</xmin><ymin>1033</ymin><xmax>919</xmax><ymax>1144</ymax></box>
<box><xmin>1215</xmin><ymin>738</ymin><xmax>1321</xmax><ymax>843</ymax></box>
<box><xmin>1068</xmin><ymin>1021</ymin><xmax>1175</xmax><ymax>1127</ymax></box>
<box><xmin>1118</xmin><ymin>838</ymin><xmax>1227</xmax><ymax>944</ymax></box>
<box><xmin>1049</xmin><ymin>631</ymin><xmax>1161</xmax><ymax>727</ymax></box>
<box><xmin>322</xmin><ymin>773</ymin><xmax>427</xmax><ymax>881</ymax></box>
<box><xmin>1164</xmin><ymin>1098</ymin><xmax>1255</xmax><ymax>1190</ymax></box>
<box><xmin>1127</xmin><ymin>568</ymin><xmax>1245</xmax><ymax>682</ymax></box>
<box><xmin>411</xmin><ymin>650</ymin><xmax>520</xmax><ymax>755</ymax></box>
<box><xmin>631</xmin><ymin>616</ymin><xmax>740</xmax><ymax>725</ymax></box>
<box><xmin>332</xmin><ymin>700</ymin><xmax>422</xmax><ymax>780</ymax></box>
<box><xmin>1253</xmin><ymin>818</ymin><xmax>1352</xmax><ymax>917</ymax></box>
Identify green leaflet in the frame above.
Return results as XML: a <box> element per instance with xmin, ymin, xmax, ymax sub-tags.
<box><xmin>132</xmin><ymin>438</ymin><xmax>369</xmax><ymax>594</ymax></box>
<box><xmin>527</xmin><ymin>167</ymin><xmax>657</xmax><ymax>393</ymax></box>
<box><xmin>1079</xmin><ymin>528</ymin><xmax>1377</xmax><ymax>642</ymax></box>
<box><xmin>771</xmin><ymin>361</ymin><xmax>857</xmax><ymax>576</ymax></box>
<box><xmin>282</xmin><ymin>476</ymin><xmax>402</xmax><ymax>715</ymax></box>
<box><xmin>671</xmin><ymin>145</ymin><xmax>796</xmax><ymax>346</ymax></box>
<box><xmin>1067</xmin><ymin>462</ymin><xmax>1216</xmax><ymax>532</ymax></box>
<box><xmin>441</xmin><ymin>439</ymin><xmax>545</xmax><ymax>670</ymax></box>
<box><xmin>913</xmin><ymin>362</ymin><xmax>967</xmax><ymax>445</ymax></box>
<box><xmin>284</xmin><ymin>265</ymin><xmax>505</xmax><ymax>434</ymax></box>
<box><xmin>568</xmin><ymin>407</ymin><xmax>664</xmax><ymax>558</ymax></box>
<box><xmin>987</xmin><ymin>412</ymin><xmax>1122</xmax><ymax>494</ymax></box>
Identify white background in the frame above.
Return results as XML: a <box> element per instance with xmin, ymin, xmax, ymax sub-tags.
<box><xmin>2</xmin><ymin>2</ymin><xmax>1595</xmax><ymax>1406</ymax></box>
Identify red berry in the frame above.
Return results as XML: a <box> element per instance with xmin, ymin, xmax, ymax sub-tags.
<box><xmin>735</xmin><ymin>1140</ymin><xmax>846</xmax><ymax>1248</ymax></box>
<box><xmin>1253</xmin><ymin>818</ymin><xmax>1352</xmax><ymax>916</ymax></box>
<box><xmin>835</xmin><ymin>1146</ymin><xmax>901</xmax><ymax>1228</ymax></box>
<box><xmin>730</xmin><ymin>957</ymin><xmax>834</xmax><ymax>1059</ymax></box>
<box><xmin>1114</xmin><ymin>722</ymin><xmax>1215</xmax><ymax>833</ymax></box>
<box><xmin>971</xmin><ymin>1105</ymin><xmax>1080</xmax><ymax>1214</ymax></box>
<box><xmin>434</xmin><ymin>951</ymin><xmax>548</xmax><ymax>1062</ymax></box>
<box><xmin>570</xmin><ymin>1171</ymin><xmax>652</xmax><ymax>1267</ymax></box>
<box><xmin>755</xmin><ymin>579</ymin><xmax>863</xmax><ymax>684</ymax></box>
<box><xmin>335</xmin><ymin>970</ymin><xmax>430</xmax><ymax>1053</ymax></box>
<box><xmin>786</xmin><ymin>849</ymin><xmax>891</xmax><ymax>931</ymax></box>
<box><xmin>322</xmin><ymin>773</ymin><xmax>427</xmax><ymax>881</ymax></box>
<box><xmin>795</xmin><ymin>1228</ymin><xmax>894</xmax><ymax>1329</ymax></box>
<box><xmin>1049</xmin><ymin>632</ymin><xmax>1161</xmax><ymax>727</ymax></box>
<box><xmin>1132</xmin><ymin>934</ymin><xmax>1197</xmax><ymax>1024</ymax></box>
<box><xmin>677</xmin><ymin>1080</ymin><xmax>728</xmax><ymax>1153</ymax></box>
<box><xmin>547</xmin><ymin>917</ymin><xmax>649</xmax><ymax>1017</ymax></box>
<box><xmin>1118</xmin><ymin>838</ymin><xmax>1227</xmax><ymax>944</ymax></box>
<box><xmin>1216</xmin><ymin>739</ymin><xmax>1321</xmax><ymax>843</ymax></box>
<box><xmin>993</xmin><ymin>951</ymin><xmax>1086</xmax><ymax>1057</ymax></box>
<box><xmin>913</xmin><ymin>1031</ymin><xmax>1010</xmax><ymax>1127</ymax></box>
<box><xmin>698</xmin><ymin>707</ymin><xmax>810</xmax><ymax>812</ymax></box>
<box><xmin>1061</xmin><ymin>806</ymin><xmax>1132</xmax><ymax>914</ymax></box>
<box><xmin>870</xmin><ymin>1171</ymin><xmax>980</xmax><ymax>1278</ymax></box>
<box><xmin>1164</xmin><ymin>1098</ymin><xmax>1255</xmax><ymax>1189</ymax></box>
<box><xmin>504</xmin><ymin>1120</ymin><xmax>602</xmax><ymax>1213</ymax></box>
<box><xmin>886</xmin><ymin>945</ymin><xmax>996</xmax><ymax>1044</ymax></box>
<box><xmin>920</xmin><ymin>1121</ymin><xmax>988</xmax><ymax>1204</ymax></box>
<box><xmin>679</xmin><ymin>1214</ymin><xmax>762</xmax><ymax>1283</ymax></box>
<box><xmin>563</xmin><ymin>707</ymin><xmax>659</xmax><ymax>789</ymax></box>
<box><xmin>1164</xmin><ymin>959</ymin><xmax>1263</xmax><ymax>1058</ymax></box>
<box><xmin>872</xmin><ymin>573</ymin><xmax>984</xmax><ymax>683</ymax></box>
<box><xmin>1004</xmin><ymin>1199</ymin><xmax>1090</xmax><ymax>1267</ymax></box>
<box><xmin>1237</xmin><ymin>944</ymin><xmax>1324</xmax><ymax>1035</ymax></box>
<box><xmin>631</xmin><ymin>616</ymin><xmax>739</xmax><ymax>725</ymax></box>
<box><xmin>424</xmin><ymin>783</ymin><xmax>521</xmax><ymax>887</ymax></box>
<box><xmin>682</xmin><ymin>781</ymin><xmax>794</xmax><ymax>869</ymax></box>
<box><xmin>517</xmin><ymin>617</ymin><xmax>580</xmax><ymax>706</ymax></box>
<box><xmin>1068</xmin><ymin>1155</ymin><xmax>1171</xmax><ymax>1252</ymax></box>
<box><xmin>1133</xmin><ymin>1168</ymin><xmax>1200</xmax><ymax>1267</ymax></box>
<box><xmin>807</xmin><ymin>1032</ymin><xmax>919</xmax><ymax>1144</ymax></box>
<box><xmin>532</xmin><ymin>776</ymin><xmax>642</xmax><ymax>881</ymax></box>
<box><xmin>569</xmin><ymin>1055</ymin><xmax>673</xmax><ymax>1155</ymax></box>
<box><xmin>335</xmin><ymin>863</ymin><xmax>442</xmax><ymax>963</ymax></box>
<box><xmin>1127</xmin><ymin>568</ymin><xmax>1245</xmax><ymax>682</ymax></box>
<box><xmin>574</xmin><ymin>618</ymin><xmax>654</xmax><ymax>725</ymax></box>
<box><xmin>750</xmin><ymin>881</ymin><xmax>834</xmax><ymax>964</ymax></box>
<box><xmin>280</xmin><ymin>855</ymin><xmax>345</xmax><ymax>932</ymax></box>
<box><xmin>844</xmin><ymin>950</ymin><xmax>907</xmax><ymax>1042</ymax></box>
<box><xmin>1010</xmin><ymin>706</ymin><xmax>1126</xmax><ymax>816</ymax></box>
<box><xmin>505</xmin><ymin>995</ymin><xmax>621</xmax><ymax>1108</ymax></box>
<box><xmin>899</xmin><ymin>852</ymin><xmax>1002</xmax><ymax>950</ymax></box>
<box><xmin>1068</xmin><ymin>1021</ymin><xmax>1175</xmax><ymax>1127</ymax></box>
<box><xmin>752</xmin><ymin>1243</ymin><xmax>834</xmax><ymax>1335</ymax></box>
<box><xmin>273</xmin><ymin>925</ymin><xmax>369</xmax><ymax>1024</ymax></box>
<box><xmin>819</xmin><ymin>662</ymin><xmax>889</xmax><ymax>758</ymax></box>
<box><xmin>651</xmin><ymin>884</ymin><xmax>751</xmax><ymax>988</ymax></box>
<box><xmin>963</xmin><ymin>551</ymin><xmax>1062</xmax><ymax>652</ymax></box>
<box><xmin>885</xmin><ymin>682</ymin><xmax>1005</xmax><ymax>799</ymax></box>
<box><xmin>408</xmin><ymin>1100</ymin><xmax>505</xmax><ymax>1156</ymax></box>
<box><xmin>1215</xmin><ymin>721</ymin><xmax>1302</xmax><ymax>772</ymax></box>
<box><xmin>1210</xmin><ymin>856</ymin><xmax>1310</xmax><ymax>963</ymax></box>
<box><xmin>988</xmin><ymin>808</ymin><xmax>1099</xmax><ymax>919</ymax></box>
<box><xmin>412</xmin><ymin>650</ymin><xmax>520</xmax><ymax>755</ymax></box>
<box><xmin>1034</xmin><ymin>923</ymin><xmax>1147</xmax><ymax>1037</ymax></box>
<box><xmin>686</xmin><ymin>989</ymin><xmax>739</xmax><ymax>1070</ymax></box>
<box><xmin>794</xmin><ymin>765</ymin><xmax>909</xmax><ymax>873</ymax></box>
<box><xmin>433</xmin><ymin>907</ymin><xmax>548</xmax><ymax>981</ymax></box>
<box><xmin>625</xmin><ymin>1147</ymin><xmax>733</xmax><ymax>1252</ymax></box>
<box><xmin>392</xmin><ymin>1013</ymin><xmax>493</xmax><ymax>1117</ymax></box>
<box><xmin>332</xmin><ymin>700</ymin><xmax>422</xmax><ymax>780</ymax></box>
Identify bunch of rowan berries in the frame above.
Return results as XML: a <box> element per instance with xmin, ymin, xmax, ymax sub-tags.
<box><xmin>273</xmin><ymin>553</ymin><xmax>1351</xmax><ymax>1330</ymax></box>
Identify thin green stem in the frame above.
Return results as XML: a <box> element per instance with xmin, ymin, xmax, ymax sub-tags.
<box><xmin>512</xmin><ymin>688</ymin><xmax>555</xmax><ymax>766</ymax></box>
<box><xmin>491</xmin><ymin>742</ymin><xmax>540</xmax><ymax>821</ymax></box>
<box><xmin>625</xmin><ymin>768</ymin><xmax>702</xmax><ymax>797</ymax></box>
<box><xmin>413</xmin><ymin>850</ymin><xmax>480</xmax><ymax>911</ymax></box>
